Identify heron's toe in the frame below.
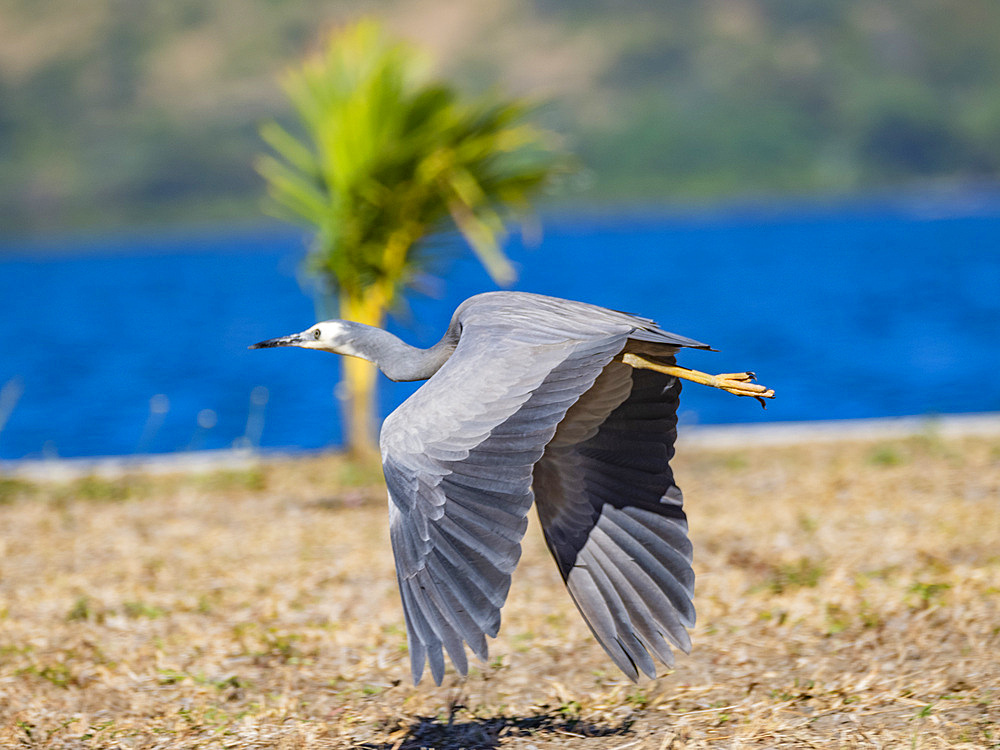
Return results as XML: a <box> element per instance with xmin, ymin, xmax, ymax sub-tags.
<box><xmin>715</xmin><ymin>373</ymin><xmax>775</xmax><ymax>399</ymax></box>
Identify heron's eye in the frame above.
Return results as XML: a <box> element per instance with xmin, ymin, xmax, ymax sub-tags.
<box><xmin>313</xmin><ymin>329</ymin><xmax>321</xmax><ymax>340</ymax></box>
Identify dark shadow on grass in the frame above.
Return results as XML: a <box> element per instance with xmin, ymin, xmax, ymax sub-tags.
<box><xmin>360</xmin><ymin>709</ymin><xmax>634</xmax><ymax>750</ymax></box>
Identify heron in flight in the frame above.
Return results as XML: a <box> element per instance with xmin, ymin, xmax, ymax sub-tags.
<box><xmin>251</xmin><ymin>291</ymin><xmax>773</xmax><ymax>684</ymax></box>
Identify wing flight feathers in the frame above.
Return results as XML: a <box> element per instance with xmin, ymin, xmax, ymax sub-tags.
<box><xmin>534</xmin><ymin>367</ymin><xmax>696</xmax><ymax>681</ymax></box>
<box><xmin>381</xmin><ymin>314</ymin><xmax>633</xmax><ymax>684</ymax></box>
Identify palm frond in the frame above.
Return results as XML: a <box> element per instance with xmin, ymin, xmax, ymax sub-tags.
<box><xmin>258</xmin><ymin>18</ymin><xmax>569</xmax><ymax>307</ymax></box>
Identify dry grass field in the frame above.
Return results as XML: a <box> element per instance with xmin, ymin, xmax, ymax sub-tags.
<box><xmin>1</xmin><ymin>432</ymin><xmax>998</xmax><ymax>749</ymax></box>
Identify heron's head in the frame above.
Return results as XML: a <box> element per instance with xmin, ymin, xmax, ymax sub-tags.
<box><xmin>249</xmin><ymin>320</ymin><xmax>370</xmax><ymax>358</ymax></box>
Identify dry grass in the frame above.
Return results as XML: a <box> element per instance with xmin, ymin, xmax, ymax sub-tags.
<box><xmin>1</xmin><ymin>433</ymin><xmax>998</xmax><ymax>749</ymax></box>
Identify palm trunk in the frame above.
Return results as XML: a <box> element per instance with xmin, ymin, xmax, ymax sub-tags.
<box><xmin>338</xmin><ymin>292</ymin><xmax>385</xmax><ymax>460</ymax></box>
<box><xmin>335</xmin><ymin>229</ymin><xmax>415</xmax><ymax>459</ymax></box>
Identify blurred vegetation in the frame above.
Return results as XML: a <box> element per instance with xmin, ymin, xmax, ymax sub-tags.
<box><xmin>3</xmin><ymin>0</ymin><xmax>1000</xmax><ymax>236</ymax></box>
<box><xmin>258</xmin><ymin>20</ymin><xmax>564</xmax><ymax>454</ymax></box>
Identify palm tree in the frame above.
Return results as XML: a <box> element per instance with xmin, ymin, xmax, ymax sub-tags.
<box><xmin>258</xmin><ymin>19</ymin><xmax>566</xmax><ymax>457</ymax></box>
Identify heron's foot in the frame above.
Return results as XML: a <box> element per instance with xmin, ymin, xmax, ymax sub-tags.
<box><xmin>621</xmin><ymin>354</ymin><xmax>775</xmax><ymax>408</ymax></box>
<box><xmin>709</xmin><ymin>371</ymin><xmax>775</xmax><ymax>407</ymax></box>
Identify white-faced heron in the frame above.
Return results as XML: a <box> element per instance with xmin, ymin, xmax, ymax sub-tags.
<box><xmin>251</xmin><ymin>291</ymin><xmax>774</xmax><ymax>684</ymax></box>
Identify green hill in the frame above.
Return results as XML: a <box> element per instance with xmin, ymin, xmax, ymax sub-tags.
<box><xmin>3</xmin><ymin>0</ymin><xmax>1000</xmax><ymax>236</ymax></box>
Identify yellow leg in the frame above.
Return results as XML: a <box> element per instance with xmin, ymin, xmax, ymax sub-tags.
<box><xmin>622</xmin><ymin>353</ymin><xmax>775</xmax><ymax>406</ymax></box>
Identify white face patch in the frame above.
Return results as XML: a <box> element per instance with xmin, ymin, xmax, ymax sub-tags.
<box><xmin>309</xmin><ymin>321</ymin><xmax>366</xmax><ymax>359</ymax></box>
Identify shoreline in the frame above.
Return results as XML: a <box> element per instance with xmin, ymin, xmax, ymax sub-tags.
<box><xmin>678</xmin><ymin>411</ymin><xmax>1000</xmax><ymax>449</ymax></box>
<box><xmin>2</xmin><ymin>412</ymin><xmax>998</xmax><ymax>483</ymax></box>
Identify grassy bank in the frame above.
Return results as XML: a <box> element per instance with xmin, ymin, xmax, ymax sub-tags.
<box><xmin>1</xmin><ymin>434</ymin><xmax>998</xmax><ymax>748</ymax></box>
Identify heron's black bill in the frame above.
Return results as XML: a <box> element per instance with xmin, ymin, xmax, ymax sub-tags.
<box><xmin>249</xmin><ymin>334</ymin><xmax>302</xmax><ymax>349</ymax></box>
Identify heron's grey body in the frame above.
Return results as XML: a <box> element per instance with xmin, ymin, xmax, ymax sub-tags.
<box><xmin>253</xmin><ymin>291</ymin><xmax>714</xmax><ymax>684</ymax></box>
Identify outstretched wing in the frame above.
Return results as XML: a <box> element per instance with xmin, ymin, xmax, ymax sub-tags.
<box><xmin>533</xmin><ymin>362</ymin><xmax>695</xmax><ymax>681</ymax></box>
<box><xmin>380</xmin><ymin>307</ymin><xmax>636</xmax><ymax>685</ymax></box>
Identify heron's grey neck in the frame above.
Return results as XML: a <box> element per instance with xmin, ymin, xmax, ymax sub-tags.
<box><xmin>348</xmin><ymin>322</ymin><xmax>459</xmax><ymax>382</ymax></box>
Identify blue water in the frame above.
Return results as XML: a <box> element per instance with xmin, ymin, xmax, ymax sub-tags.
<box><xmin>2</xmin><ymin>198</ymin><xmax>999</xmax><ymax>460</ymax></box>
